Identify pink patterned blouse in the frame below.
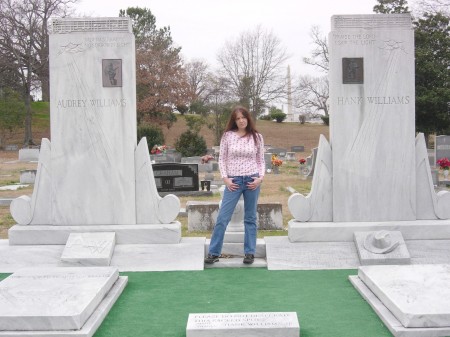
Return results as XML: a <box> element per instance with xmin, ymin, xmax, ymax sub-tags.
<box><xmin>218</xmin><ymin>131</ymin><xmax>265</xmax><ymax>178</ymax></box>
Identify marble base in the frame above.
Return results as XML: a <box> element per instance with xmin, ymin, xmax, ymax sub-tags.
<box><xmin>265</xmin><ymin>236</ymin><xmax>359</xmax><ymax>270</ymax></box>
<box><xmin>350</xmin><ymin>275</ymin><xmax>450</xmax><ymax>337</ymax></box>
<box><xmin>224</xmin><ymin>231</ymin><xmax>244</xmax><ymax>243</ymax></box>
<box><xmin>288</xmin><ymin>219</ymin><xmax>450</xmax><ymax>242</ymax></box>
<box><xmin>186</xmin><ymin>312</ymin><xmax>299</xmax><ymax>337</ymax></box>
<box><xmin>0</xmin><ymin>238</ymin><xmax>205</xmax><ymax>272</ymax></box>
<box><xmin>358</xmin><ymin>265</ymin><xmax>450</xmax><ymax>328</ymax></box>
<box><xmin>205</xmin><ymin>239</ymin><xmax>266</xmax><ymax>258</ymax></box>
<box><xmin>61</xmin><ymin>233</ymin><xmax>116</xmax><ymax>266</ymax></box>
<box><xmin>0</xmin><ymin>267</ymin><xmax>119</xmax><ymax>331</ymax></box>
<box><xmin>8</xmin><ymin>223</ymin><xmax>181</xmax><ymax>245</ymax></box>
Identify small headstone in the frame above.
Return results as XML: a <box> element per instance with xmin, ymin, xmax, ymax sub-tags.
<box><xmin>61</xmin><ymin>232</ymin><xmax>116</xmax><ymax>266</ymax></box>
<box><xmin>435</xmin><ymin>135</ymin><xmax>450</xmax><ymax>165</ymax></box>
<box><xmin>267</xmin><ymin>148</ymin><xmax>287</xmax><ymax>157</ymax></box>
<box><xmin>18</xmin><ymin>148</ymin><xmax>39</xmax><ymax>161</ymax></box>
<box><xmin>285</xmin><ymin>152</ymin><xmax>296</xmax><ymax>161</ymax></box>
<box><xmin>354</xmin><ymin>231</ymin><xmax>410</xmax><ymax>265</ymax></box>
<box><xmin>153</xmin><ymin>163</ymin><xmax>199</xmax><ymax>192</ymax></box>
<box><xmin>19</xmin><ymin>169</ymin><xmax>37</xmax><ymax>184</ymax></box>
<box><xmin>291</xmin><ymin>146</ymin><xmax>304</xmax><ymax>152</ymax></box>
<box><xmin>186</xmin><ymin>312</ymin><xmax>299</xmax><ymax>337</ymax></box>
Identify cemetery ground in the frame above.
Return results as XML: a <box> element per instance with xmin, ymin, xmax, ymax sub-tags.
<box><xmin>0</xmin><ymin>148</ymin><xmax>311</xmax><ymax>239</ymax></box>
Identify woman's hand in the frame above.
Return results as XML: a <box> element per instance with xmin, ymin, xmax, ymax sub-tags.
<box><xmin>247</xmin><ymin>177</ymin><xmax>263</xmax><ymax>190</ymax></box>
<box><xmin>223</xmin><ymin>177</ymin><xmax>238</xmax><ymax>191</ymax></box>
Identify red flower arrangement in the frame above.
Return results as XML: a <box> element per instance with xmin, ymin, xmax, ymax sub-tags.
<box><xmin>299</xmin><ymin>158</ymin><xmax>306</xmax><ymax>165</ymax></box>
<box><xmin>437</xmin><ymin>157</ymin><xmax>450</xmax><ymax>170</ymax></box>
<box><xmin>150</xmin><ymin>144</ymin><xmax>167</xmax><ymax>154</ymax></box>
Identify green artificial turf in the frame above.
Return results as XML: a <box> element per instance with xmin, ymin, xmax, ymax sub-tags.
<box><xmin>93</xmin><ymin>269</ymin><xmax>392</xmax><ymax>337</ymax></box>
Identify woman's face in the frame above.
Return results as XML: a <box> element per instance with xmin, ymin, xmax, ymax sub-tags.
<box><xmin>235</xmin><ymin>111</ymin><xmax>248</xmax><ymax>131</ymax></box>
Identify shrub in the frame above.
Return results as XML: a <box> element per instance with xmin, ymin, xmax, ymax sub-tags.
<box><xmin>321</xmin><ymin>115</ymin><xmax>329</xmax><ymax>125</ymax></box>
<box><xmin>259</xmin><ymin>114</ymin><xmax>272</xmax><ymax>121</ymax></box>
<box><xmin>137</xmin><ymin>125</ymin><xmax>165</xmax><ymax>151</ymax></box>
<box><xmin>270</xmin><ymin>111</ymin><xmax>286</xmax><ymax>123</ymax></box>
<box><xmin>175</xmin><ymin>130</ymin><xmax>207</xmax><ymax>157</ymax></box>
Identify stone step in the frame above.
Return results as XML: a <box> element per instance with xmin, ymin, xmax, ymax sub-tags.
<box><xmin>204</xmin><ymin>257</ymin><xmax>267</xmax><ymax>268</ymax></box>
<box><xmin>205</xmin><ymin>238</ymin><xmax>266</xmax><ymax>258</ymax></box>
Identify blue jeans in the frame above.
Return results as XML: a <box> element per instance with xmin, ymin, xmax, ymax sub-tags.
<box><xmin>209</xmin><ymin>174</ymin><xmax>260</xmax><ymax>256</ymax></box>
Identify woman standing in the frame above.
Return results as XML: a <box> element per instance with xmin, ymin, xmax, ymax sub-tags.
<box><xmin>205</xmin><ymin>106</ymin><xmax>265</xmax><ymax>265</ymax></box>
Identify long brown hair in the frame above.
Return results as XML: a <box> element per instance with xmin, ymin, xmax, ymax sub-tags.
<box><xmin>224</xmin><ymin>106</ymin><xmax>260</xmax><ymax>145</ymax></box>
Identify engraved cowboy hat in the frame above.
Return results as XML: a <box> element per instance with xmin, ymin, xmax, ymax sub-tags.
<box><xmin>363</xmin><ymin>230</ymin><xmax>399</xmax><ymax>254</ymax></box>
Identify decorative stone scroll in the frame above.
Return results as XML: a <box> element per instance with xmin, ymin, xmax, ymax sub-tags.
<box><xmin>50</xmin><ymin>18</ymin><xmax>131</xmax><ymax>34</ymax></box>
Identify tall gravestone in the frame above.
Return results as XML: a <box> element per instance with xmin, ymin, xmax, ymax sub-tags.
<box><xmin>50</xmin><ymin>18</ymin><xmax>137</xmax><ymax>224</ymax></box>
<box><xmin>330</xmin><ymin>14</ymin><xmax>415</xmax><ymax>221</ymax></box>
<box><xmin>9</xmin><ymin>18</ymin><xmax>180</xmax><ymax>243</ymax></box>
<box><xmin>288</xmin><ymin>14</ymin><xmax>450</xmax><ymax>223</ymax></box>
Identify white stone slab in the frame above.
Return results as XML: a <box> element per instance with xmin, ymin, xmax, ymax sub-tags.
<box><xmin>288</xmin><ymin>219</ymin><xmax>450</xmax><ymax>242</ymax></box>
<box><xmin>265</xmin><ymin>236</ymin><xmax>360</xmax><ymax>270</ymax></box>
<box><xmin>0</xmin><ymin>276</ymin><xmax>127</xmax><ymax>337</ymax></box>
<box><xmin>0</xmin><ymin>267</ymin><xmax>118</xmax><ymax>331</ymax></box>
<box><xmin>110</xmin><ymin>237</ymin><xmax>206</xmax><ymax>271</ymax></box>
<box><xmin>359</xmin><ymin>264</ymin><xmax>450</xmax><ymax>328</ymax></box>
<box><xmin>8</xmin><ymin>223</ymin><xmax>181</xmax><ymax>245</ymax></box>
<box><xmin>61</xmin><ymin>232</ymin><xmax>116</xmax><ymax>266</ymax></box>
<box><xmin>0</xmin><ymin>184</ymin><xmax>29</xmax><ymax>191</ymax></box>
<box><xmin>350</xmin><ymin>275</ymin><xmax>450</xmax><ymax>337</ymax></box>
<box><xmin>354</xmin><ymin>231</ymin><xmax>410</xmax><ymax>265</ymax></box>
<box><xmin>186</xmin><ymin>312</ymin><xmax>299</xmax><ymax>337</ymax></box>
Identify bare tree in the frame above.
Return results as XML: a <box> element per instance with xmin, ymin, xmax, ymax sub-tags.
<box><xmin>303</xmin><ymin>25</ymin><xmax>329</xmax><ymax>73</ymax></box>
<box><xmin>217</xmin><ymin>25</ymin><xmax>288</xmax><ymax>119</ymax></box>
<box><xmin>294</xmin><ymin>26</ymin><xmax>329</xmax><ymax>117</ymax></box>
<box><xmin>294</xmin><ymin>75</ymin><xmax>329</xmax><ymax>116</ymax></box>
<box><xmin>0</xmin><ymin>0</ymin><xmax>76</xmax><ymax>145</ymax></box>
<box><xmin>185</xmin><ymin>59</ymin><xmax>209</xmax><ymax>102</ymax></box>
<box><xmin>414</xmin><ymin>0</ymin><xmax>450</xmax><ymax>15</ymax></box>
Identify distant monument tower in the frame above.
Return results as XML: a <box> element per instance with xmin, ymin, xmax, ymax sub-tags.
<box><xmin>286</xmin><ymin>65</ymin><xmax>294</xmax><ymax>122</ymax></box>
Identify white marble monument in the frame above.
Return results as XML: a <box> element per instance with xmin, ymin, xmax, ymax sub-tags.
<box><xmin>8</xmin><ymin>18</ymin><xmax>180</xmax><ymax>244</ymax></box>
<box><xmin>288</xmin><ymin>14</ymin><xmax>450</xmax><ymax>226</ymax></box>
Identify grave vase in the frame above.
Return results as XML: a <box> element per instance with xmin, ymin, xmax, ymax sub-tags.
<box><xmin>272</xmin><ymin>166</ymin><xmax>280</xmax><ymax>174</ymax></box>
<box><xmin>444</xmin><ymin>169</ymin><xmax>449</xmax><ymax>179</ymax></box>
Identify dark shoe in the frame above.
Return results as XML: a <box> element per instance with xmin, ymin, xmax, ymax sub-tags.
<box><xmin>243</xmin><ymin>254</ymin><xmax>254</xmax><ymax>264</ymax></box>
<box><xmin>204</xmin><ymin>254</ymin><xmax>219</xmax><ymax>264</ymax></box>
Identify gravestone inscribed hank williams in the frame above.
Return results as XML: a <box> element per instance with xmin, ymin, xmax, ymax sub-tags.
<box><xmin>329</xmin><ymin>14</ymin><xmax>415</xmax><ymax>221</ymax></box>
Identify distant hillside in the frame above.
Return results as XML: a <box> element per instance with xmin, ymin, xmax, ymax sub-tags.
<box><xmin>6</xmin><ymin>104</ymin><xmax>329</xmax><ymax>155</ymax></box>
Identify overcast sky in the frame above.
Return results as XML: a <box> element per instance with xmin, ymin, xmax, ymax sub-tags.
<box><xmin>73</xmin><ymin>0</ymin><xmax>406</xmax><ymax>77</ymax></box>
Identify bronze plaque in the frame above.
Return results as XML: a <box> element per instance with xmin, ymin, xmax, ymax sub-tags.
<box><xmin>102</xmin><ymin>59</ymin><xmax>122</xmax><ymax>87</ymax></box>
<box><xmin>342</xmin><ymin>58</ymin><xmax>363</xmax><ymax>84</ymax></box>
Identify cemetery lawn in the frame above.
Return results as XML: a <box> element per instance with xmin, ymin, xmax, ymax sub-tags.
<box><xmin>0</xmin><ymin>269</ymin><xmax>393</xmax><ymax>337</ymax></box>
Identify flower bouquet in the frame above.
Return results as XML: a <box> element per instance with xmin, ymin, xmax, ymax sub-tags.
<box><xmin>271</xmin><ymin>154</ymin><xmax>283</xmax><ymax>167</ymax></box>
<box><xmin>437</xmin><ymin>157</ymin><xmax>450</xmax><ymax>179</ymax></box>
<box><xmin>150</xmin><ymin>144</ymin><xmax>167</xmax><ymax>154</ymax></box>
<box><xmin>437</xmin><ymin>157</ymin><xmax>450</xmax><ymax>170</ymax></box>
<box><xmin>299</xmin><ymin>158</ymin><xmax>306</xmax><ymax>165</ymax></box>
